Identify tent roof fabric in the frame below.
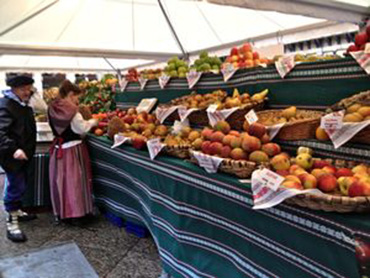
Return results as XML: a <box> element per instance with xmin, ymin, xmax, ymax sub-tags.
<box><xmin>0</xmin><ymin>0</ymin><xmax>362</xmax><ymax>71</ymax></box>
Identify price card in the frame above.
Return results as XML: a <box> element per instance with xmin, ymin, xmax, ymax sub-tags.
<box><xmin>350</xmin><ymin>51</ymin><xmax>370</xmax><ymax>74</ymax></box>
<box><xmin>178</xmin><ymin>106</ymin><xmax>198</xmax><ymax>122</ymax></box>
<box><xmin>139</xmin><ymin>77</ymin><xmax>148</xmax><ymax>90</ymax></box>
<box><xmin>267</xmin><ymin>123</ymin><xmax>285</xmax><ymax>140</ymax></box>
<box><xmin>186</xmin><ymin>70</ymin><xmax>202</xmax><ymax>89</ymax></box>
<box><xmin>155</xmin><ymin>106</ymin><xmax>179</xmax><ymax>124</ymax></box>
<box><xmin>147</xmin><ymin>138</ymin><xmax>165</xmax><ymax>160</ymax></box>
<box><xmin>320</xmin><ymin>111</ymin><xmax>344</xmax><ymax>131</ymax></box>
<box><xmin>255</xmin><ymin>168</ymin><xmax>284</xmax><ymax>191</ymax></box>
<box><xmin>275</xmin><ymin>55</ymin><xmax>295</xmax><ymax>78</ymax></box>
<box><xmin>159</xmin><ymin>74</ymin><xmax>170</xmax><ymax>89</ymax></box>
<box><xmin>111</xmin><ymin>134</ymin><xmax>130</xmax><ymax>149</ymax></box>
<box><xmin>245</xmin><ymin>109</ymin><xmax>258</xmax><ymax>125</ymax></box>
<box><xmin>192</xmin><ymin>151</ymin><xmax>223</xmax><ymax>174</ymax></box>
<box><xmin>136</xmin><ymin>98</ymin><xmax>158</xmax><ymax>114</ymax></box>
<box><xmin>221</xmin><ymin>63</ymin><xmax>237</xmax><ymax>82</ymax></box>
<box><xmin>120</xmin><ymin>79</ymin><xmax>129</xmax><ymax>91</ymax></box>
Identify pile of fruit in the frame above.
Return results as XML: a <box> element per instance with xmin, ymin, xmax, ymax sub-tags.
<box><xmin>125</xmin><ymin>68</ymin><xmax>139</xmax><ymax>82</ymax></box>
<box><xmin>164</xmin><ymin>126</ymin><xmax>201</xmax><ymax>148</ymax></box>
<box><xmin>43</xmin><ymin>87</ymin><xmax>59</xmax><ymax>104</ymax></box>
<box><xmin>140</xmin><ymin>68</ymin><xmax>162</xmax><ymax>80</ymax></box>
<box><xmin>192</xmin><ymin>51</ymin><xmax>222</xmax><ymax>73</ymax></box>
<box><xmin>223</xmin><ymin>43</ymin><xmax>271</xmax><ymax>69</ymax></box>
<box><xmin>347</xmin><ymin>26</ymin><xmax>370</xmax><ymax>53</ymax></box>
<box><xmin>168</xmin><ymin>90</ymin><xmax>227</xmax><ymax>109</ymax></box>
<box><xmin>342</xmin><ymin>103</ymin><xmax>370</xmax><ymax>122</ymax></box>
<box><xmin>164</xmin><ymin>56</ymin><xmax>189</xmax><ymax>78</ymax></box>
<box><xmin>294</xmin><ymin>54</ymin><xmax>341</xmax><ymax>62</ymax></box>
<box><xmin>271</xmin><ymin>148</ymin><xmax>370</xmax><ymax>197</ymax></box>
<box><xmin>197</xmin><ymin>120</ymin><xmax>282</xmax><ymax>163</ymax></box>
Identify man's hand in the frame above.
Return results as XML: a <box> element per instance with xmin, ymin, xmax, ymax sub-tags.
<box><xmin>13</xmin><ymin>149</ymin><xmax>28</xmax><ymax>160</ymax></box>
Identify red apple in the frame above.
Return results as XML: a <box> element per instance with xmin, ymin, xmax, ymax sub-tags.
<box><xmin>201</xmin><ymin>141</ymin><xmax>212</xmax><ymax>155</ymax></box>
<box><xmin>132</xmin><ymin>135</ymin><xmax>146</xmax><ymax>150</ymax></box>
<box><xmin>230</xmin><ymin>47</ymin><xmax>239</xmax><ymax>56</ymax></box>
<box><xmin>355</xmin><ymin>32</ymin><xmax>368</xmax><ymax>47</ymax></box>
<box><xmin>312</xmin><ymin>160</ymin><xmax>332</xmax><ymax>169</ymax></box>
<box><xmin>318</xmin><ymin>174</ymin><xmax>338</xmax><ymax>192</ymax></box>
<box><xmin>335</xmin><ymin>168</ymin><xmax>354</xmax><ymax>178</ymax></box>
<box><xmin>240</xmin><ymin>43</ymin><xmax>252</xmax><ymax>53</ymax></box>
<box><xmin>347</xmin><ymin>44</ymin><xmax>359</xmax><ymax>53</ymax></box>
<box><xmin>276</xmin><ymin>170</ymin><xmax>290</xmax><ymax>177</ymax></box>
<box><xmin>348</xmin><ymin>181</ymin><xmax>368</xmax><ymax>197</ymax></box>
<box><xmin>253</xmin><ymin>52</ymin><xmax>260</xmax><ymax>60</ymax></box>
<box><xmin>209</xmin><ymin>142</ymin><xmax>223</xmax><ymax>156</ymax></box>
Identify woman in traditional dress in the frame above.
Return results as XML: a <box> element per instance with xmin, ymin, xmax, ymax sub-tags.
<box><xmin>48</xmin><ymin>80</ymin><xmax>97</xmax><ymax>222</ymax></box>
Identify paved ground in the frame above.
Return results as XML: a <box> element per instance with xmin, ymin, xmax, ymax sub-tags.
<box><xmin>0</xmin><ymin>174</ymin><xmax>163</xmax><ymax>278</ymax></box>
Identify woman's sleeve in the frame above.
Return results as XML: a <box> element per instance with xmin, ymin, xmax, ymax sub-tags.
<box><xmin>70</xmin><ymin>112</ymin><xmax>97</xmax><ymax>135</ymax></box>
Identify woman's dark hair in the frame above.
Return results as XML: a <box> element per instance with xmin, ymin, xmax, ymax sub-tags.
<box><xmin>58</xmin><ymin>80</ymin><xmax>81</xmax><ymax>98</ymax></box>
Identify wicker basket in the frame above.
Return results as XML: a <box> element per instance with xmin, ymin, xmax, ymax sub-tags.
<box><xmin>189</xmin><ymin>151</ymin><xmax>269</xmax><ymax>178</ymax></box>
<box><xmin>327</xmin><ymin>90</ymin><xmax>370</xmax><ymax>144</ymax></box>
<box><xmin>257</xmin><ymin>109</ymin><xmax>324</xmax><ymax>140</ymax></box>
<box><xmin>285</xmin><ymin>158</ymin><xmax>370</xmax><ymax>213</ymax></box>
<box><xmin>225</xmin><ymin>99</ymin><xmax>265</xmax><ymax>130</ymax></box>
<box><xmin>163</xmin><ymin>145</ymin><xmax>191</xmax><ymax>159</ymax></box>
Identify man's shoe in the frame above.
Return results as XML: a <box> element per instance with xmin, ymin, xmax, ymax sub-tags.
<box><xmin>6</xmin><ymin>229</ymin><xmax>27</xmax><ymax>243</ymax></box>
<box><xmin>17</xmin><ymin>210</ymin><xmax>37</xmax><ymax>222</ymax></box>
<box><xmin>6</xmin><ymin>212</ymin><xmax>27</xmax><ymax>243</ymax></box>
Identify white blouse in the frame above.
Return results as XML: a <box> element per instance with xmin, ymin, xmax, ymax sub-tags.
<box><xmin>71</xmin><ymin>112</ymin><xmax>98</xmax><ymax>135</ymax></box>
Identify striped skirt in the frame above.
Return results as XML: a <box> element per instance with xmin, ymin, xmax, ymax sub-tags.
<box><xmin>49</xmin><ymin>142</ymin><xmax>93</xmax><ymax>219</ymax></box>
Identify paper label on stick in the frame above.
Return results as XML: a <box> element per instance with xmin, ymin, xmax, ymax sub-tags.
<box><xmin>275</xmin><ymin>55</ymin><xmax>295</xmax><ymax>78</ymax></box>
<box><xmin>147</xmin><ymin>138</ymin><xmax>165</xmax><ymax>160</ymax></box>
<box><xmin>112</xmin><ymin>134</ymin><xmax>130</xmax><ymax>149</ymax></box>
<box><xmin>221</xmin><ymin>63</ymin><xmax>237</xmax><ymax>82</ymax></box>
<box><xmin>207</xmin><ymin>106</ymin><xmax>238</xmax><ymax>127</ymax></box>
<box><xmin>192</xmin><ymin>151</ymin><xmax>223</xmax><ymax>174</ymax></box>
<box><xmin>245</xmin><ymin>109</ymin><xmax>258</xmax><ymax>125</ymax></box>
<box><xmin>155</xmin><ymin>106</ymin><xmax>179</xmax><ymax>124</ymax></box>
<box><xmin>186</xmin><ymin>71</ymin><xmax>202</xmax><ymax>89</ymax></box>
<box><xmin>320</xmin><ymin>111</ymin><xmax>344</xmax><ymax>131</ymax></box>
<box><xmin>159</xmin><ymin>74</ymin><xmax>170</xmax><ymax>89</ymax></box>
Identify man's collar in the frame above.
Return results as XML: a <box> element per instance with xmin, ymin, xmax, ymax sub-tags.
<box><xmin>2</xmin><ymin>90</ymin><xmax>27</xmax><ymax>106</ymax></box>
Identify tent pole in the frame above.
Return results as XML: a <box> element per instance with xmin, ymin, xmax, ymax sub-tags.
<box><xmin>157</xmin><ymin>0</ymin><xmax>188</xmax><ymax>59</ymax></box>
<box><xmin>104</xmin><ymin>58</ymin><xmax>122</xmax><ymax>80</ymax></box>
<box><xmin>0</xmin><ymin>0</ymin><xmax>60</xmax><ymax>37</ymax></box>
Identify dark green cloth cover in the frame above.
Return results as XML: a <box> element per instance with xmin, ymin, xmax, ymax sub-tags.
<box><xmin>115</xmin><ymin>57</ymin><xmax>370</xmax><ymax>110</ymax></box>
<box><xmin>87</xmin><ymin>135</ymin><xmax>370</xmax><ymax>278</ymax></box>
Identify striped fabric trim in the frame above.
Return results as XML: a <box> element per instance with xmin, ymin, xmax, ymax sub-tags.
<box><xmin>33</xmin><ymin>154</ymin><xmax>47</xmax><ymax>206</ymax></box>
<box><xmin>92</xmin><ymin>161</ymin><xmax>347</xmax><ymax>278</ymax></box>
<box><xmin>88</xmin><ymin>137</ymin><xmax>367</xmax><ymax>250</ymax></box>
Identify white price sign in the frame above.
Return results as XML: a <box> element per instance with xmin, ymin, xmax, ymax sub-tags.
<box><xmin>221</xmin><ymin>63</ymin><xmax>237</xmax><ymax>82</ymax></box>
<box><xmin>255</xmin><ymin>168</ymin><xmax>284</xmax><ymax>192</ymax></box>
<box><xmin>186</xmin><ymin>71</ymin><xmax>202</xmax><ymax>89</ymax></box>
<box><xmin>245</xmin><ymin>109</ymin><xmax>258</xmax><ymax>125</ymax></box>
<box><xmin>111</xmin><ymin>134</ymin><xmax>130</xmax><ymax>149</ymax></box>
<box><xmin>139</xmin><ymin>77</ymin><xmax>148</xmax><ymax>90</ymax></box>
<box><xmin>147</xmin><ymin>138</ymin><xmax>165</xmax><ymax>160</ymax></box>
<box><xmin>159</xmin><ymin>74</ymin><xmax>170</xmax><ymax>89</ymax></box>
<box><xmin>320</xmin><ymin>111</ymin><xmax>344</xmax><ymax>131</ymax></box>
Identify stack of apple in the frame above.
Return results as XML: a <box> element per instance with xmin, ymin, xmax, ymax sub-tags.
<box><xmin>140</xmin><ymin>68</ymin><xmax>162</xmax><ymax>80</ymax></box>
<box><xmin>222</xmin><ymin>43</ymin><xmax>271</xmax><ymax>70</ymax></box>
<box><xmin>347</xmin><ymin>26</ymin><xmax>370</xmax><ymax>53</ymax></box>
<box><xmin>164</xmin><ymin>56</ymin><xmax>189</xmax><ymax>78</ymax></box>
<box><xmin>271</xmin><ymin>148</ymin><xmax>370</xmax><ymax>197</ymax></box>
<box><xmin>92</xmin><ymin>108</ymin><xmax>128</xmax><ymax>136</ymax></box>
<box><xmin>198</xmin><ymin>120</ymin><xmax>282</xmax><ymax>163</ymax></box>
<box><xmin>125</xmin><ymin>68</ymin><xmax>139</xmax><ymax>82</ymax></box>
<box><xmin>192</xmin><ymin>51</ymin><xmax>223</xmax><ymax>73</ymax></box>
<box><xmin>168</xmin><ymin>90</ymin><xmax>227</xmax><ymax>110</ymax></box>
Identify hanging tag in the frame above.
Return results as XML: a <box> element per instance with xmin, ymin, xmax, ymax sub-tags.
<box><xmin>320</xmin><ymin>110</ymin><xmax>344</xmax><ymax>132</ymax></box>
<box><xmin>178</xmin><ymin>106</ymin><xmax>198</xmax><ymax>122</ymax></box>
<box><xmin>275</xmin><ymin>55</ymin><xmax>295</xmax><ymax>78</ymax></box>
<box><xmin>221</xmin><ymin>63</ymin><xmax>237</xmax><ymax>82</ymax></box>
<box><xmin>111</xmin><ymin>134</ymin><xmax>130</xmax><ymax>149</ymax></box>
<box><xmin>350</xmin><ymin>51</ymin><xmax>370</xmax><ymax>75</ymax></box>
<box><xmin>147</xmin><ymin>138</ymin><xmax>165</xmax><ymax>160</ymax></box>
<box><xmin>251</xmin><ymin>169</ymin><xmax>323</xmax><ymax>210</ymax></box>
<box><xmin>120</xmin><ymin>79</ymin><xmax>129</xmax><ymax>91</ymax></box>
<box><xmin>328</xmin><ymin>120</ymin><xmax>370</xmax><ymax>149</ymax></box>
<box><xmin>192</xmin><ymin>151</ymin><xmax>223</xmax><ymax>174</ymax></box>
<box><xmin>266</xmin><ymin>123</ymin><xmax>285</xmax><ymax>140</ymax></box>
<box><xmin>155</xmin><ymin>106</ymin><xmax>179</xmax><ymax>124</ymax></box>
<box><xmin>206</xmin><ymin>106</ymin><xmax>238</xmax><ymax>127</ymax></box>
<box><xmin>186</xmin><ymin>70</ymin><xmax>202</xmax><ymax>89</ymax></box>
<box><xmin>139</xmin><ymin>77</ymin><xmax>148</xmax><ymax>90</ymax></box>
<box><xmin>159</xmin><ymin>74</ymin><xmax>171</xmax><ymax>89</ymax></box>
<box><xmin>245</xmin><ymin>109</ymin><xmax>258</xmax><ymax>125</ymax></box>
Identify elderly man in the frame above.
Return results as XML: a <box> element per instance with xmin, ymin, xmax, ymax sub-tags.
<box><xmin>0</xmin><ymin>75</ymin><xmax>38</xmax><ymax>242</ymax></box>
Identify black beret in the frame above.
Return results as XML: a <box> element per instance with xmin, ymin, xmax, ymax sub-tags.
<box><xmin>6</xmin><ymin>75</ymin><xmax>34</xmax><ymax>88</ymax></box>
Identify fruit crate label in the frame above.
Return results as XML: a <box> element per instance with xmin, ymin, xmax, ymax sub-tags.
<box><xmin>251</xmin><ymin>169</ymin><xmax>323</xmax><ymax>210</ymax></box>
<box><xmin>158</xmin><ymin>74</ymin><xmax>170</xmax><ymax>89</ymax></box>
<box><xmin>245</xmin><ymin>109</ymin><xmax>258</xmax><ymax>125</ymax></box>
<box><xmin>221</xmin><ymin>63</ymin><xmax>237</xmax><ymax>82</ymax></box>
<box><xmin>275</xmin><ymin>55</ymin><xmax>295</xmax><ymax>78</ymax></box>
<box><xmin>178</xmin><ymin>106</ymin><xmax>198</xmax><ymax>122</ymax></box>
<box><xmin>186</xmin><ymin>71</ymin><xmax>202</xmax><ymax>89</ymax></box>
<box><xmin>155</xmin><ymin>106</ymin><xmax>179</xmax><ymax>124</ymax></box>
<box><xmin>266</xmin><ymin>123</ymin><xmax>285</xmax><ymax>140</ymax></box>
<box><xmin>320</xmin><ymin>110</ymin><xmax>344</xmax><ymax>131</ymax></box>
<box><xmin>350</xmin><ymin>51</ymin><xmax>370</xmax><ymax>74</ymax></box>
<box><xmin>192</xmin><ymin>151</ymin><xmax>223</xmax><ymax>174</ymax></box>
<box><xmin>207</xmin><ymin>106</ymin><xmax>239</xmax><ymax>127</ymax></box>
<box><xmin>327</xmin><ymin>120</ymin><xmax>370</xmax><ymax>149</ymax></box>
<box><xmin>147</xmin><ymin>138</ymin><xmax>165</xmax><ymax>160</ymax></box>
<box><xmin>120</xmin><ymin>79</ymin><xmax>129</xmax><ymax>91</ymax></box>
<box><xmin>139</xmin><ymin>77</ymin><xmax>148</xmax><ymax>90</ymax></box>
<box><xmin>136</xmin><ymin>98</ymin><xmax>158</xmax><ymax>114</ymax></box>
<box><xmin>111</xmin><ymin>134</ymin><xmax>130</xmax><ymax>149</ymax></box>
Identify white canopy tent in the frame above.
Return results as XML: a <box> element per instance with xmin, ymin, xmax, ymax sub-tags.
<box><xmin>0</xmin><ymin>0</ymin><xmax>366</xmax><ymax>74</ymax></box>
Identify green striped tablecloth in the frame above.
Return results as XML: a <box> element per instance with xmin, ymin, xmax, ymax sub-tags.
<box><xmin>115</xmin><ymin>57</ymin><xmax>370</xmax><ymax>110</ymax></box>
<box><xmin>87</xmin><ymin>135</ymin><xmax>370</xmax><ymax>278</ymax></box>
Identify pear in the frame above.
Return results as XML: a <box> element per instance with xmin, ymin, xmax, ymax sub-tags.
<box><xmin>282</xmin><ymin>106</ymin><xmax>297</xmax><ymax>120</ymax></box>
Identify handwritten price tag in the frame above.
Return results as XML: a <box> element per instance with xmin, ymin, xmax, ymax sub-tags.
<box><xmin>320</xmin><ymin>111</ymin><xmax>344</xmax><ymax>131</ymax></box>
<box><xmin>275</xmin><ymin>55</ymin><xmax>295</xmax><ymax>78</ymax></box>
<box><xmin>221</xmin><ymin>63</ymin><xmax>237</xmax><ymax>82</ymax></box>
<box><xmin>147</xmin><ymin>138</ymin><xmax>165</xmax><ymax>160</ymax></box>
<box><xmin>186</xmin><ymin>71</ymin><xmax>202</xmax><ymax>89</ymax></box>
<box><xmin>192</xmin><ymin>151</ymin><xmax>223</xmax><ymax>173</ymax></box>
<box><xmin>245</xmin><ymin>109</ymin><xmax>258</xmax><ymax>125</ymax></box>
<box><xmin>111</xmin><ymin>134</ymin><xmax>130</xmax><ymax>149</ymax></box>
<box><xmin>159</xmin><ymin>74</ymin><xmax>170</xmax><ymax>89</ymax></box>
<box><xmin>155</xmin><ymin>106</ymin><xmax>179</xmax><ymax>124</ymax></box>
<box><xmin>178</xmin><ymin>106</ymin><xmax>198</xmax><ymax>122</ymax></box>
<box><xmin>255</xmin><ymin>168</ymin><xmax>284</xmax><ymax>191</ymax></box>
<box><xmin>139</xmin><ymin>77</ymin><xmax>148</xmax><ymax>90</ymax></box>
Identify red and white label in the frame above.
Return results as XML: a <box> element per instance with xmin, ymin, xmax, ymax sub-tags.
<box><xmin>221</xmin><ymin>63</ymin><xmax>237</xmax><ymax>82</ymax></box>
<box><xmin>155</xmin><ymin>106</ymin><xmax>179</xmax><ymax>124</ymax></box>
<box><xmin>320</xmin><ymin>111</ymin><xmax>344</xmax><ymax>132</ymax></box>
<box><xmin>275</xmin><ymin>55</ymin><xmax>295</xmax><ymax>78</ymax></box>
<box><xmin>207</xmin><ymin>106</ymin><xmax>238</xmax><ymax>127</ymax></box>
<box><xmin>111</xmin><ymin>134</ymin><xmax>130</xmax><ymax>149</ymax></box>
<box><xmin>245</xmin><ymin>109</ymin><xmax>258</xmax><ymax>125</ymax></box>
<box><xmin>186</xmin><ymin>71</ymin><xmax>202</xmax><ymax>89</ymax></box>
<box><xmin>255</xmin><ymin>168</ymin><xmax>284</xmax><ymax>191</ymax></box>
<box><xmin>328</xmin><ymin>120</ymin><xmax>370</xmax><ymax>149</ymax></box>
<box><xmin>147</xmin><ymin>138</ymin><xmax>165</xmax><ymax>160</ymax></box>
<box><xmin>192</xmin><ymin>151</ymin><xmax>223</xmax><ymax>174</ymax></box>
<box><xmin>159</xmin><ymin>74</ymin><xmax>170</xmax><ymax>89</ymax></box>
<box><xmin>351</xmin><ymin>51</ymin><xmax>370</xmax><ymax>75</ymax></box>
